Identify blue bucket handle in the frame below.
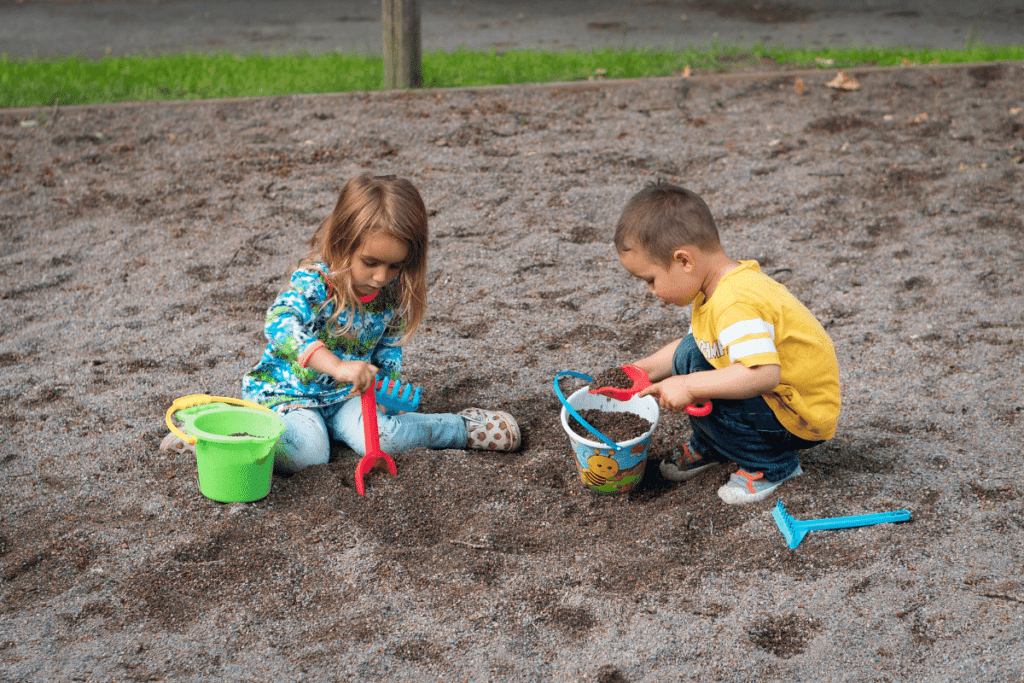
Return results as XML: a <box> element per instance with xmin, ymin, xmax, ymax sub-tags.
<box><xmin>553</xmin><ymin>370</ymin><xmax>620</xmax><ymax>451</ymax></box>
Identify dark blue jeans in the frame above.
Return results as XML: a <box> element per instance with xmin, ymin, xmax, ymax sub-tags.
<box><xmin>672</xmin><ymin>334</ymin><xmax>821</xmax><ymax>481</ymax></box>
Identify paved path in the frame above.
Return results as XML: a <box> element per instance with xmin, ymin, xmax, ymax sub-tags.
<box><xmin>2</xmin><ymin>0</ymin><xmax>1022</xmax><ymax>60</ymax></box>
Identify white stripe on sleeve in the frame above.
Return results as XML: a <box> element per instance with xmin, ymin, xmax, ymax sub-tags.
<box><xmin>719</xmin><ymin>318</ymin><xmax>775</xmax><ymax>346</ymax></box>
<box><xmin>728</xmin><ymin>337</ymin><xmax>777</xmax><ymax>363</ymax></box>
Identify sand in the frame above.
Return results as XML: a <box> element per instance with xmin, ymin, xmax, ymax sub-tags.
<box><xmin>1</xmin><ymin>61</ymin><xmax>1023</xmax><ymax>682</ymax></box>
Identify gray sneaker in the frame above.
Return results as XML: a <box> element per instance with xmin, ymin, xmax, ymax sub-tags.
<box><xmin>659</xmin><ymin>445</ymin><xmax>719</xmax><ymax>482</ymax></box>
<box><xmin>717</xmin><ymin>465</ymin><xmax>803</xmax><ymax>504</ymax></box>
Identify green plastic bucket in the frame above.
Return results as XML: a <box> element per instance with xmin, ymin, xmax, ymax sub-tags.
<box><xmin>177</xmin><ymin>404</ymin><xmax>285</xmax><ymax>503</ymax></box>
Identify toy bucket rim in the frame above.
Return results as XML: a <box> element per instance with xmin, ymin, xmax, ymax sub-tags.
<box><xmin>554</xmin><ymin>371</ymin><xmax>659</xmax><ymax>450</ymax></box>
<box><xmin>166</xmin><ymin>394</ymin><xmax>280</xmax><ymax>446</ymax></box>
<box><xmin>183</xmin><ymin>405</ymin><xmax>285</xmax><ymax>444</ymax></box>
<box><xmin>559</xmin><ymin>387</ymin><xmax>659</xmax><ymax>450</ymax></box>
<box><xmin>554</xmin><ymin>370</ymin><xmax>618</xmax><ymax>449</ymax></box>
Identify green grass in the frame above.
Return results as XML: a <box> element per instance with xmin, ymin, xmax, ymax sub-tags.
<box><xmin>3</xmin><ymin>42</ymin><xmax>1023</xmax><ymax>109</ymax></box>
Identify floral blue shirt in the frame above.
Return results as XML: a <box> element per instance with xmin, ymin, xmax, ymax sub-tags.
<box><xmin>242</xmin><ymin>263</ymin><xmax>404</xmax><ymax>412</ymax></box>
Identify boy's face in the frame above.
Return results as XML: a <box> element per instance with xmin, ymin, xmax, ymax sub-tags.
<box><xmin>618</xmin><ymin>244</ymin><xmax>702</xmax><ymax>307</ymax></box>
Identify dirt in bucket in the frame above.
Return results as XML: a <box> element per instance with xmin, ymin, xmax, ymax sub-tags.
<box><xmin>570</xmin><ymin>409</ymin><xmax>651</xmax><ymax>443</ymax></box>
<box><xmin>591</xmin><ymin>366</ymin><xmax>633</xmax><ymax>390</ymax></box>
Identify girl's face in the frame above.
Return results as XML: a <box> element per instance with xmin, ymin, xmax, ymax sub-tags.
<box><xmin>350</xmin><ymin>232</ymin><xmax>408</xmax><ymax>299</ymax></box>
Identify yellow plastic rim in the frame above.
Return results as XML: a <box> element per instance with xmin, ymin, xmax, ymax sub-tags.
<box><xmin>165</xmin><ymin>394</ymin><xmax>273</xmax><ymax>445</ymax></box>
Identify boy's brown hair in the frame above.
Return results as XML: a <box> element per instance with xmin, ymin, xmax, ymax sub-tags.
<box><xmin>614</xmin><ymin>179</ymin><xmax>721</xmax><ymax>266</ymax></box>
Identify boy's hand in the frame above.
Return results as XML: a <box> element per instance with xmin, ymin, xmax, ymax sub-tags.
<box><xmin>639</xmin><ymin>376</ymin><xmax>700</xmax><ymax>414</ymax></box>
<box><xmin>334</xmin><ymin>360</ymin><xmax>379</xmax><ymax>397</ymax></box>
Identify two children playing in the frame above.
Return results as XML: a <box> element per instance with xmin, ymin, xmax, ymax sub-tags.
<box><xmin>163</xmin><ymin>174</ymin><xmax>839</xmax><ymax>505</ymax></box>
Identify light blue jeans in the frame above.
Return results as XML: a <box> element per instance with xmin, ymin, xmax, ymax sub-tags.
<box><xmin>272</xmin><ymin>398</ymin><xmax>468</xmax><ymax>475</ymax></box>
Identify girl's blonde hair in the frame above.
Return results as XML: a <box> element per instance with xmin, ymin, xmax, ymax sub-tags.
<box><xmin>304</xmin><ymin>174</ymin><xmax>428</xmax><ymax>342</ymax></box>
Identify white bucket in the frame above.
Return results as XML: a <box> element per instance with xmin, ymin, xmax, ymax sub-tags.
<box><xmin>558</xmin><ymin>385</ymin><xmax>660</xmax><ymax>494</ymax></box>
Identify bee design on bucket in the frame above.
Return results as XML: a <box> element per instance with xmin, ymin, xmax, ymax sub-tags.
<box><xmin>582</xmin><ymin>454</ymin><xmax>619</xmax><ymax>488</ymax></box>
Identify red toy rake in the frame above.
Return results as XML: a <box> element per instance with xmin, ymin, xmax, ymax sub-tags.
<box><xmin>354</xmin><ymin>388</ymin><xmax>397</xmax><ymax>496</ymax></box>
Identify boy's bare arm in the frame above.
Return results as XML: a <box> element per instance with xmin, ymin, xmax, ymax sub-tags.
<box><xmin>630</xmin><ymin>338</ymin><xmax>684</xmax><ymax>382</ymax></box>
<box><xmin>639</xmin><ymin>362</ymin><xmax>781</xmax><ymax>414</ymax></box>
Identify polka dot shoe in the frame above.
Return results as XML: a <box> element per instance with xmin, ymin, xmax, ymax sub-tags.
<box><xmin>160</xmin><ymin>432</ymin><xmax>196</xmax><ymax>456</ymax></box>
<box><xmin>459</xmin><ymin>408</ymin><xmax>521</xmax><ymax>452</ymax></box>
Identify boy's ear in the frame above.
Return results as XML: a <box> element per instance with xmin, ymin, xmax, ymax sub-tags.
<box><xmin>672</xmin><ymin>248</ymin><xmax>696</xmax><ymax>271</ymax></box>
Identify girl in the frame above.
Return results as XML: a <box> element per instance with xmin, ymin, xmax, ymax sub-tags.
<box><xmin>163</xmin><ymin>174</ymin><xmax>520</xmax><ymax>473</ymax></box>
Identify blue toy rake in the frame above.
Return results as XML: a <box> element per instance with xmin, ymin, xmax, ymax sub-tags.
<box><xmin>772</xmin><ymin>499</ymin><xmax>911</xmax><ymax>549</ymax></box>
<box><xmin>374</xmin><ymin>375</ymin><xmax>421</xmax><ymax>413</ymax></box>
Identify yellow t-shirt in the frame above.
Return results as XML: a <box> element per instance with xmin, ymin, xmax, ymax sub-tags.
<box><xmin>690</xmin><ymin>260</ymin><xmax>841</xmax><ymax>441</ymax></box>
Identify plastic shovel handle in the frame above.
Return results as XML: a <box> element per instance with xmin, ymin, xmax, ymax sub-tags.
<box><xmin>800</xmin><ymin>510</ymin><xmax>911</xmax><ymax>531</ymax></box>
<box><xmin>355</xmin><ymin>389</ymin><xmax>397</xmax><ymax>496</ymax></box>
<box><xmin>685</xmin><ymin>401</ymin><xmax>712</xmax><ymax>417</ymax></box>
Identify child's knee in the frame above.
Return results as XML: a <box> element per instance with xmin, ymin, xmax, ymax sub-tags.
<box><xmin>274</xmin><ymin>409</ymin><xmax>330</xmax><ymax>474</ymax></box>
<box><xmin>273</xmin><ymin>443</ymin><xmax>329</xmax><ymax>475</ymax></box>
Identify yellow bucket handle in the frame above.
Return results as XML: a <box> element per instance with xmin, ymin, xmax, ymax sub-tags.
<box><xmin>165</xmin><ymin>394</ymin><xmax>274</xmax><ymax>445</ymax></box>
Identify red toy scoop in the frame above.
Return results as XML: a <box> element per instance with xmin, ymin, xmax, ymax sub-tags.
<box><xmin>354</xmin><ymin>388</ymin><xmax>397</xmax><ymax>496</ymax></box>
<box><xmin>589</xmin><ymin>364</ymin><xmax>653</xmax><ymax>401</ymax></box>
<box><xmin>590</xmin><ymin>364</ymin><xmax>712</xmax><ymax>417</ymax></box>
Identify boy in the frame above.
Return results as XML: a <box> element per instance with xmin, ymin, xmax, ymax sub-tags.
<box><xmin>616</xmin><ymin>180</ymin><xmax>840</xmax><ymax>504</ymax></box>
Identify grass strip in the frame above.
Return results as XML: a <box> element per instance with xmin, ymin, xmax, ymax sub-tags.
<box><xmin>3</xmin><ymin>42</ymin><xmax>1023</xmax><ymax>109</ymax></box>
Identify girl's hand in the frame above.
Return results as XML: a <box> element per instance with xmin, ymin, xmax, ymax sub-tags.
<box><xmin>334</xmin><ymin>360</ymin><xmax>378</xmax><ymax>397</ymax></box>
<box><xmin>639</xmin><ymin>376</ymin><xmax>699</xmax><ymax>414</ymax></box>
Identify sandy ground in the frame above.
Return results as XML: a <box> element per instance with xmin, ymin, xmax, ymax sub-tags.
<box><xmin>1</xmin><ymin>62</ymin><xmax>1023</xmax><ymax>682</ymax></box>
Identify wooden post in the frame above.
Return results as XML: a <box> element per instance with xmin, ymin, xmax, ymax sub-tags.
<box><xmin>382</xmin><ymin>0</ymin><xmax>422</xmax><ymax>89</ymax></box>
